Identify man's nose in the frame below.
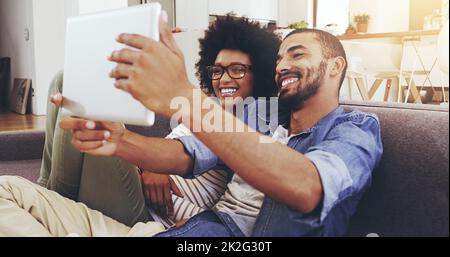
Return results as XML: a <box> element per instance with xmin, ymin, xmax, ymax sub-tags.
<box><xmin>276</xmin><ymin>58</ymin><xmax>292</xmax><ymax>74</ymax></box>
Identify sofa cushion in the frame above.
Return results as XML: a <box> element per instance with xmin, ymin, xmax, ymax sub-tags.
<box><xmin>341</xmin><ymin>101</ymin><xmax>449</xmax><ymax>237</ymax></box>
<box><xmin>0</xmin><ymin>159</ymin><xmax>42</xmax><ymax>182</ymax></box>
<box><xmin>0</xmin><ymin>131</ymin><xmax>45</xmax><ymax>161</ymax></box>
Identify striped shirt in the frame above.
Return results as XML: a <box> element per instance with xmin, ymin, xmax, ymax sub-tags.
<box><xmin>148</xmin><ymin>124</ymin><xmax>228</xmax><ymax>228</ymax></box>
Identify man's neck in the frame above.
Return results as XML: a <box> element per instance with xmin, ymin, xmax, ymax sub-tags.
<box><xmin>288</xmin><ymin>94</ymin><xmax>339</xmax><ymax>136</ymax></box>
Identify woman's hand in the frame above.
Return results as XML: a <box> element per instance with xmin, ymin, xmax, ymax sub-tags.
<box><xmin>141</xmin><ymin>171</ymin><xmax>183</xmax><ymax>217</ymax></box>
<box><xmin>51</xmin><ymin>93</ymin><xmax>126</xmax><ymax>156</ymax></box>
<box><xmin>58</xmin><ymin>117</ymin><xmax>126</xmax><ymax>156</ymax></box>
<box><xmin>108</xmin><ymin>11</ymin><xmax>194</xmax><ymax>118</ymax></box>
<box><xmin>50</xmin><ymin>93</ymin><xmax>64</xmax><ymax>107</ymax></box>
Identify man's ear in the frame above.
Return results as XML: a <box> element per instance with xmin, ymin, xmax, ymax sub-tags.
<box><xmin>329</xmin><ymin>56</ymin><xmax>346</xmax><ymax>78</ymax></box>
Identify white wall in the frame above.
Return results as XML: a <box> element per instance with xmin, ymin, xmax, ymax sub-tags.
<box><xmin>317</xmin><ymin>0</ymin><xmax>349</xmax><ymax>34</ymax></box>
<box><xmin>175</xmin><ymin>0</ymin><xmax>209</xmax><ymax>30</ymax></box>
<box><xmin>0</xmin><ymin>0</ymin><xmax>129</xmax><ymax>115</ymax></box>
<box><xmin>30</xmin><ymin>0</ymin><xmax>73</xmax><ymax>115</ymax></box>
<box><xmin>0</xmin><ymin>0</ymin><xmax>35</xmax><ymax>99</ymax></box>
<box><xmin>173</xmin><ymin>30</ymin><xmax>204</xmax><ymax>87</ymax></box>
<box><xmin>349</xmin><ymin>0</ymin><xmax>410</xmax><ymax>33</ymax></box>
<box><xmin>209</xmin><ymin>0</ymin><xmax>278</xmax><ymax>21</ymax></box>
<box><xmin>78</xmin><ymin>0</ymin><xmax>128</xmax><ymax>14</ymax></box>
<box><xmin>278</xmin><ymin>0</ymin><xmax>313</xmax><ymax>28</ymax></box>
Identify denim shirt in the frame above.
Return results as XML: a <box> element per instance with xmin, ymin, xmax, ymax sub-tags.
<box><xmin>177</xmin><ymin>101</ymin><xmax>383</xmax><ymax>236</ymax></box>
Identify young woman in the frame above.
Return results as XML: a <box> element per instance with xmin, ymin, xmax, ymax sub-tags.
<box><xmin>37</xmin><ymin>15</ymin><xmax>280</xmax><ymax>229</ymax></box>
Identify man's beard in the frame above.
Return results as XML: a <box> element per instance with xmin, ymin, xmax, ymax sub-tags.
<box><xmin>279</xmin><ymin>61</ymin><xmax>327</xmax><ymax>111</ymax></box>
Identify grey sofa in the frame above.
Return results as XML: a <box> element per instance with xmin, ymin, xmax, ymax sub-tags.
<box><xmin>0</xmin><ymin>101</ymin><xmax>448</xmax><ymax>237</ymax></box>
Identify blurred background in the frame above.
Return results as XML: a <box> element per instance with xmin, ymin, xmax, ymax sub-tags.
<box><xmin>0</xmin><ymin>0</ymin><xmax>449</xmax><ymax>118</ymax></box>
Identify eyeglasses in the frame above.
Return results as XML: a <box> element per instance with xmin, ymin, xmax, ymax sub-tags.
<box><xmin>206</xmin><ymin>64</ymin><xmax>252</xmax><ymax>80</ymax></box>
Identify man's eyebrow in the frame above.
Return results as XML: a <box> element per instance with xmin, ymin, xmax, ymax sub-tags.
<box><xmin>277</xmin><ymin>45</ymin><xmax>307</xmax><ymax>62</ymax></box>
<box><xmin>287</xmin><ymin>45</ymin><xmax>307</xmax><ymax>53</ymax></box>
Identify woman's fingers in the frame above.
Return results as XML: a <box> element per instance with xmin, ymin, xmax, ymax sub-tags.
<box><xmin>71</xmin><ymin>138</ymin><xmax>105</xmax><ymax>152</ymax></box>
<box><xmin>149</xmin><ymin>185</ymin><xmax>161</xmax><ymax>214</ymax></box>
<box><xmin>73</xmin><ymin>129</ymin><xmax>110</xmax><ymax>141</ymax></box>
<box><xmin>50</xmin><ymin>93</ymin><xmax>63</xmax><ymax>107</ymax></box>
<box><xmin>155</xmin><ymin>184</ymin><xmax>165</xmax><ymax>216</ymax></box>
<box><xmin>169</xmin><ymin>177</ymin><xmax>183</xmax><ymax>198</ymax></box>
<box><xmin>164</xmin><ymin>184</ymin><xmax>174</xmax><ymax>216</ymax></box>
<box><xmin>59</xmin><ymin>118</ymin><xmax>97</xmax><ymax>130</ymax></box>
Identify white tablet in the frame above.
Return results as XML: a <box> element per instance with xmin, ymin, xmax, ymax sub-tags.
<box><xmin>61</xmin><ymin>3</ymin><xmax>161</xmax><ymax>126</ymax></box>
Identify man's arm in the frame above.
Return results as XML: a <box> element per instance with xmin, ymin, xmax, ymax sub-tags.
<box><xmin>187</xmin><ymin>95</ymin><xmax>323</xmax><ymax>214</ymax></box>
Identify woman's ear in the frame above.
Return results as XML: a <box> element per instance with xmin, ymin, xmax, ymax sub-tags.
<box><xmin>330</xmin><ymin>56</ymin><xmax>346</xmax><ymax>78</ymax></box>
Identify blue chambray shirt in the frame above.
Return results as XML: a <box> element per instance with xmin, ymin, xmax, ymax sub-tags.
<box><xmin>176</xmin><ymin>101</ymin><xmax>383</xmax><ymax>236</ymax></box>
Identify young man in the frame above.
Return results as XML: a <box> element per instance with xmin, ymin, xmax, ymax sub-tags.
<box><xmin>0</xmin><ymin>13</ymin><xmax>382</xmax><ymax>236</ymax></box>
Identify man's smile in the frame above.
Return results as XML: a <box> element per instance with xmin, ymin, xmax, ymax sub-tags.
<box><xmin>278</xmin><ymin>73</ymin><xmax>302</xmax><ymax>91</ymax></box>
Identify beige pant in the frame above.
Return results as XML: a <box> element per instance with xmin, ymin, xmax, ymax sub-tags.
<box><xmin>0</xmin><ymin>176</ymin><xmax>165</xmax><ymax>237</ymax></box>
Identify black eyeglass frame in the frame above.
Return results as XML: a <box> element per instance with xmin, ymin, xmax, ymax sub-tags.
<box><xmin>206</xmin><ymin>63</ymin><xmax>252</xmax><ymax>80</ymax></box>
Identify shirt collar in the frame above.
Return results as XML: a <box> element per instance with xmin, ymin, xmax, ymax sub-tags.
<box><xmin>279</xmin><ymin>106</ymin><xmax>345</xmax><ymax>137</ymax></box>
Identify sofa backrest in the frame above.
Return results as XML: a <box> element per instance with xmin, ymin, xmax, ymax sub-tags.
<box><xmin>126</xmin><ymin>114</ymin><xmax>172</xmax><ymax>138</ymax></box>
<box><xmin>341</xmin><ymin>100</ymin><xmax>449</xmax><ymax>237</ymax></box>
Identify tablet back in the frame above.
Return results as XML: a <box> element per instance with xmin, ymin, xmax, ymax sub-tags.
<box><xmin>62</xmin><ymin>3</ymin><xmax>161</xmax><ymax>126</ymax></box>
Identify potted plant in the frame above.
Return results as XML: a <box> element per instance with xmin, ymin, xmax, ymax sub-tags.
<box><xmin>353</xmin><ymin>14</ymin><xmax>370</xmax><ymax>33</ymax></box>
<box><xmin>288</xmin><ymin>20</ymin><xmax>309</xmax><ymax>29</ymax></box>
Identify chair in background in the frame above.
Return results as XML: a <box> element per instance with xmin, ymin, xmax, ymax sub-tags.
<box><xmin>399</xmin><ymin>36</ymin><xmax>440</xmax><ymax>104</ymax></box>
<box><xmin>345</xmin><ymin>69</ymin><xmax>370</xmax><ymax>101</ymax></box>
<box><xmin>343</xmin><ymin>38</ymin><xmax>440</xmax><ymax>104</ymax></box>
<box><xmin>343</xmin><ymin>41</ymin><xmax>404</xmax><ymax>102</ymax></box>
<box><xmin>437</xmin><ymin>19</ymin><xmax>449</xmax><ymax>106</ymax></box>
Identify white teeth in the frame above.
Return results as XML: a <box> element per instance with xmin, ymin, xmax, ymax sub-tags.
<box><xmin>281</xmin><ymin>77</ymin><xmax>299</xmax><ymax>88</ymax></box>
<box><xmin>220</xmin><ymin>88</ymin><xmax>238</xmax><ymax>95</ymax></box>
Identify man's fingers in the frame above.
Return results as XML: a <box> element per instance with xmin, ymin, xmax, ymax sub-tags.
<box><xmin>50</xmin><ymin>93</ymin><xmax>63</xmax><ymax>107</ymax></box>
<box><xmin>109</xmin><ymin>63</ymin><xmax>135</xmax><ymax>79</ymax></box>
<box><xmin>59</xmin><ymin>118</ymin><xmax>97</xmax><ymax>130</ymax></box>
<box><xmin>159</xmin><ymin>11</ymin><xmax>183</xmax><ymax>57</ymax></box>
<box><xmin>116</xmin><ymin>33</ymin><xmax>156</xmax><ymax>50</ymax></box>
<box><xmin>113</xmin><ymin>79</ymin><xmax>132</xmax><ymax>93</ymax></box>
<box><xmin>73</xmin><ymin>130</ymin><xmax>111</xmax><ymax>141</ymax></box>
<box><xmin>108</xmin><ymin>48</ymin><xmax>141</xmax><ymax>64</ymax></box>
<box><xmin>169</xmin><ymin>177</ymin><xmax>184</xmax><ymax>198</ymax></box>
